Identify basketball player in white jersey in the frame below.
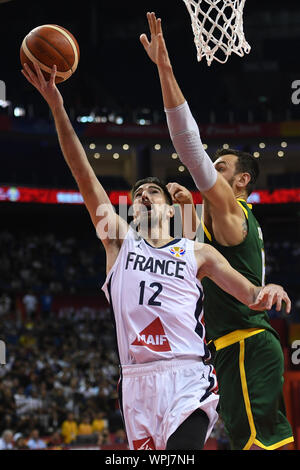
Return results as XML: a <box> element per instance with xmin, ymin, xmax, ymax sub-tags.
<box><xmin>21</xmin><ymin>61</ymin><xmax>291</xmax><ymax>450</ymax></box>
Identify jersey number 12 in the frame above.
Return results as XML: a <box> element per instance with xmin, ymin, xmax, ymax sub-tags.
<box><xmin>139</xmin><ymin>281</ymin><xmax>163</xmax><ymax>306</ymax></box>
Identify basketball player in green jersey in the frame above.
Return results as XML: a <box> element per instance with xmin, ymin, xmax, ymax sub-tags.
<box><xmin>141</xmin><ymin>12</ymin><xmax>294</xmax><ymax>450</ymax></box>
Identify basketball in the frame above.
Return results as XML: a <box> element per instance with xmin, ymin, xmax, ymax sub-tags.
<box><xmin>20</xmin><ymin>25</ymin><xmax>80</xmax><ymax>83</ymax></box>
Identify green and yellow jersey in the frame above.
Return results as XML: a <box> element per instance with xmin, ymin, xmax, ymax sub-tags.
<box><xmin>201</xmin><ymin>199</ymin><xmax>278</xmax><ymax>343</ymax></box>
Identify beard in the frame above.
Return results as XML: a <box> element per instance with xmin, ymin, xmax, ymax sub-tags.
<box><xmin>136</xmin><ymin>207</ymin><xmax>159</xmax><ymax>233</ymax></box>
<box><xmin>133</xmin><ymin>204</ymin><xmax>171</xmax><ymax>239</ymax></box>
<box><xmin>227</xmin><ymin>175</ymin><xmax>236</xmax><ymax>188</ymax></box>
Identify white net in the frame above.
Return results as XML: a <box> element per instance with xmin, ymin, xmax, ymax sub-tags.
<box><xmin>182</xmin><ymin>0</ymin><xmax>251</xmax><ymax>66</ymax></box>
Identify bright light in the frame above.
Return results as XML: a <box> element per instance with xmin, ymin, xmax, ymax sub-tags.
<box><xmin>223</xmin><ymin>143</ymin><xmax>229</xmax><ymax>149</ymax></box>
<box><xmin>89</xmin><ymin>143</ymin><xmax>96</xmax><ymax>150</ymax></box>
<box><xmin>106</xmin><ymin>144</ymin><xmax>112</xmax><ymax>150</ymax></box>
<box><xmin>171</xmin><ymin>153</ymin><xmax>178</xmax><ymax>159</ymax></box>
<box><xmin>277</xmin><ymin>151</ymin><xmax>284</xmax><ymax>157</ymax></box>
<box><xmin>137</xmin><ymin>118</ymin><xmax>151</xmax><ymax>125</ymax></box>
<box><xmin>203</xmin><ymin>144</ymin><xmax>208</xmax><ymax>150</ymax></box>
<box><xmin>178</xmin><ymin>165</ymin><xmax>185</xmax><ymax>172</ymax></box>
<box><xmin>115</xmin><ymin>116</ymin><xmax>123</xmax><ymax>125</ymax></box>
<box><xmin>123</xmin><ymin>144</ymin><xmax>130</xmax><ymax>150</ymax></box>
<box><xmin>77</xmin><ymin>115</ymin><xmax>96</xmax><ymax>123</ymax></box>
<box><xmin>113</xmin><ymin>153</ymin><xmax>120</xmax><ymax>159</ymax></box>
<box><xmin>281</xmin><ymin>142</ymin><xmax>287</xmax><ymax>148</ymax></box>
<box><xmin>14</xmin><ymin>107</ymin><xmax>26</xmax><ymax>117</ymax></box>
<box><xmin>154</xmin><ymin>144</ymin><xmax>161</xmax><ymax>150</ymax></box>
<box><xmin>0</xmin><ymin>99</ymin><xmax>10</xmax><ymax>108</ymax></box>
<box><xmin>94</xmin><ymin>153</ymin><xmax>101</xmax><ymax>159</ymax></box>
<box><xmin>253</xmin><ymin>152</ymin><xmax>260</xmax><ymax>158</ymax></box>
<box><xmin>259</xmin><ymin>142</ymin><xmax>266</xmax><ymax>149</ymax></box>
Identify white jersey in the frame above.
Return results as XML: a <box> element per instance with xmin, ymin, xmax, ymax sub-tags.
<box><xmin>102</xmin><ymin>227</ymin><xmax>209</xmax><ymax>365</ymax></box>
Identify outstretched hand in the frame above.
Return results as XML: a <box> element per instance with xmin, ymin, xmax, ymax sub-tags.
<box><xmin>21</xmin><ymin>62</ymin><xmax>63</xmax><ymax>111</ymax></box>
<box><xmin>249</xmin><ymin>284</ymin><xmax>291</xmax><ymax>314</ymax></box>
<box><xmin>140</xmin><ymin>12</ymin><xmax>172</xmax><ymax>69</ymax></box>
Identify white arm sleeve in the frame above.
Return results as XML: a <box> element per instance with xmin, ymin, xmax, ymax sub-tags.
<box><xmin>165</xmin><ymin>101</ymin><xmax>217</xmax><ymax>192</ymax></box>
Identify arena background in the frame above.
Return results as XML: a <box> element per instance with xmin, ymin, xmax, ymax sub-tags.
<box><xmin>0</xmin><ymin>0</ymin><xmax>300</xmax><ymax>451</ymax></box>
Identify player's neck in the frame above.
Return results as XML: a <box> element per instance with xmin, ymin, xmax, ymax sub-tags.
<box><xmin>144</xmin><ymin>235</ymin><xmax>174</xmax><ymax>248</ymax></box>
<box><xmin>235</xmin><ymin>191</ymin><xmax>248</xmax><ymax>201</ymax></box>
<box><xmin>139</xmin><ymin>224</ymin><xmax>174</xmax><ymax>247</ymax></box>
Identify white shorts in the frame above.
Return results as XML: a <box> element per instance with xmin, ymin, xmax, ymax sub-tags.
<box><xmin>119</xmin><ymin>357</ymin><xmax>219</xmax><ymax>450</ymax></box>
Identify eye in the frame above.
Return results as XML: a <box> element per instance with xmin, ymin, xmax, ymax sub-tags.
<box><xmin>216</xmin><ymin>165</ymin><xmax>225</xmax><ymax>172</ymax></box>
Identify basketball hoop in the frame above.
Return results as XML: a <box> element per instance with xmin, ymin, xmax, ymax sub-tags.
<box><xmin>182</xmin><ymin>0</ymin><xmax>251</xmax><ymax>66</ymax></box>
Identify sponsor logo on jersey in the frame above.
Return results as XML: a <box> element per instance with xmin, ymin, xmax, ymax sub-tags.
<box><xmin>169</xmin><ymin>246</ymin><xmax>186</xmax><ymax>258</ymax></box>
<box><xmin>131</xmin><ymin>317</ymin><xmax>171</xmax><ymax>351</ymax></box>
<box><xmin>132</xmin><ymin>436</ymin><xmax>155</xmax><ymax>450</ymax></box>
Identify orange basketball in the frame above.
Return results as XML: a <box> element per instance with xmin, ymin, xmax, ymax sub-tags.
<box><xmin>20</xmin><ymin>25</ymin><xmax>80</xmax><ymax>83</ymax></box>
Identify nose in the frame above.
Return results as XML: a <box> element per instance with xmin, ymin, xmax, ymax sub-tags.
<box><xmin>141</xmin><ymin>191</ymin><xmax>150</xmax><ymax>202</ymax></box>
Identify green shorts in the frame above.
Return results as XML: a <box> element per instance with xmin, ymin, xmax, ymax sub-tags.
<box><xmin>214</xmin><ymin>329</ymin><xmax>294</xmax><ymax>450</ymax></box>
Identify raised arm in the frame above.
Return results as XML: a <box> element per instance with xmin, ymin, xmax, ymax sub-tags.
<box><xmin>140</xmin><ymin>12</ymin><xmax>246</xmax><ymax>246</ymax></box>
<box><xmin>195</xmin><ymin>243</ymin><xmax>291</xmax><ymax>314</ymax></box>
<box><xmin>21</xmin><ymin>63</ymin><xmax>128</xmax><ymax>257</ymax></box>
<box><xmin>166</xmin><ymin>182</ymin><xmax>200</xmax><ymax>240</ymax></box>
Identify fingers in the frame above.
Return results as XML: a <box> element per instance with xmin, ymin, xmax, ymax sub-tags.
<box><xmin>166</xmin><ymin>183</ymin><xmax>179</xmax><ymax>202</ymax></box>
<box><xmin>167</xmin><ymin>182</ymin><xmax>183</xmax><ymax>194</ymax></box>
<box><xmin>140</xmin><ymin>33</ymin><xmax>150</xmax><ymax>49</ymax></box>
<box><xmin>147</xmin><ymin>11</ymin><xmax>155</xmax><ymax>36</ymax></box>
<box><xmin>21</xmin><ymin>66</ymin><xmax>35</xmax><ymax>87</ymax></box>
<box><xmin>249</xmin><ymin>287</ymin><xmax>272</xmax><ymax>310</ymax></box>
<box><xmin>249</xmin><ymin>285</ymin><xmax>291</xmax><ymax>314</ymax></box>
<box><xmin>22</xmin><ymin>63</ymin><xmax>39</xmax><ymax>87</ymax></box>
<box><xmin>282</xmin><ymin>294</ymin><xmax>291</xmax><ymax>314</ymax></box>
<box><xmin>33</xmin><ymin>60</ymin><xmax>46</xmax><ymax>87</ymax></box>
<box><xmin>167</xmin><ymin>183</ymin><xmax>192</xmax><ymax>204</ymax></box>
<box><xmin>49</xmin><ymin>64</ymin><xmax>57</xmax><ymax>86</ymax></box>
<box><xmin>166</xmin><ymin>182</ymin><xmax>176</xmax><ymax>195</ymax></box>
<box><xmin>276</xmin><ymin>293</ymin><xmax>283</xmax><ymax>312</ymax></box>
<box><xmin>22</xmin><ymin>62</ymin><xmax>57</xmax><ymax>89</ymax></box>
<box><xmin>269</xmin><ymin>287</ymin><xmax>291</xmax><ymax>314</ymax></box>
<box><xmin>157</xmin><ymin>17</ymin><xmax>163</xmax><ymax>36</ymax></box>
<box><xmin>22</xmin><ymin>62</ymin><xmax>45</xmax><ymax>88</ymax></box>
<box><xmin>273</xmin><ymin>292</ymin><xmax>291</xmax><ymax>314</ymax></box>
<box><xmin>174</xmin><ymin>191</ymin><xmax>186</xmax><ymax>203</ymax></box>
<box><xmin>147</xmin><ymin>11</ymin><xmax>162</xmax><ymax>37</ymax></box>
<box><xmin>249</xmin><ymin>291</ymin><xmax>269</xmax><ymax>310</ymax></box>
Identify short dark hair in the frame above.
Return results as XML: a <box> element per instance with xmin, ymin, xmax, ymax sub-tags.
<box><xmin>214</xmin><ymin>148</ymin><xmax>259</xmax><ymax>196</ymax></box>
<box><xmin>131</xmin><ymin>176</ymin><xmax>173</xmax><ymax>205</ymax></box>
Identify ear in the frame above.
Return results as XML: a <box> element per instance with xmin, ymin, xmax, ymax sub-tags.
<box><xmin>167</xmin><ymin>205</ymin><xmax>175</xmax><ymax>219</ymax></box>
<box><xmin>236</xmin><ymin>172</ymin><xmax>251</xmax><ymax>189</ymax></box>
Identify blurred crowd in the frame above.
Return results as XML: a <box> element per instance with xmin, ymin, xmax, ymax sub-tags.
<box><xmin>264</xmin><ymin>239</ymin><xmax>300</xmax><ymax>321</ymax></box>
<box><xmin>0</xmin><ymin>297</ymin><xmax>126</xmax><ymax>449</ymax></box>
<box><xmin>0</xmin><ymin>231</ymin><xmax>106</xmax><ymax>297</ymax></box>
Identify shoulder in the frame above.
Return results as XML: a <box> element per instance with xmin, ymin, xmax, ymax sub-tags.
<box><xmin>193</xmin><ymin>241</ymin><xmax>220</xmax><ymax>267</ymax></box>
<box><xmin>193</xmin><ymin>240</ymin><xmax>216</xmax><ymax>255</ymax></box>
